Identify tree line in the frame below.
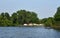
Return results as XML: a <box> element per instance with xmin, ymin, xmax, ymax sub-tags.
<box><xmin>0</xmin><ymin>7</ymin><xmax>60</xmax><ymax>29</ymax></box>
<box><xmin>41</xmin><ymin>7</ymin><xmax>60</xmax><ymax>29</ymax></box>
<box><xmin>0</xmin><ymin>10</ymin><xmax>40</xmax><ymax>26</ymax></box>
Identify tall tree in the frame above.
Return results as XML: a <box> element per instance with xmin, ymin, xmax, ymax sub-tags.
<box><xmin>1</xmin><ymin>12</ymin><xmax>5</xmax><ymax>19</ymax></box>
<box><xmin>54</xmin><ymin>7</ymin><xmax>60</xmax><ymax>21</ymax></box>
<box><xmin>11</xmin><ymin>13</ymin><xmax>18</xmax><ymax>25</ymax></box>
<box><xmin>54</xmin><ymin>7</ymin><xmax>60</xmax><ymax>26</ymax></box>
<box><xmin>5</xmin><ymin>12</ymin><xmax>10</xmax><ymax>20</ymax></box>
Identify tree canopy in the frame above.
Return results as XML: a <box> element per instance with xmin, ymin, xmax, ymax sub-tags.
<box><xmin>54</xmin><ymin>7</ymin><xmax>60</xmax><ymax>21</ymax></box>
<box><xmin>0</xmin><ymin>10</ymin><xmax>39</xmax><ymax>26</ymax></box>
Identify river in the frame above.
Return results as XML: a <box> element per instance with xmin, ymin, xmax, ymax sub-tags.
<box><xmin>0</xmin><ymin>27</ymin><xmax>60</xmax><ymax>38</ymax></box>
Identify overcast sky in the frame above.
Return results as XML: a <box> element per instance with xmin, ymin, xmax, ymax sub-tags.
<box><xmin>0</xmin><ymin>0</ymin><xmax>60</xmax><ymax>18</ymax></box>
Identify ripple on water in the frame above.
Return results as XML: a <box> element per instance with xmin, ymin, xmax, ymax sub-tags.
<box><xmin>0</xmin><ymin>27</ymin><xmax>60</xmax><ymax>38</ymax></box>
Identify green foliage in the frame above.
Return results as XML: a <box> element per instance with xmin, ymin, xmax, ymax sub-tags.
<box><xmin>0</xmin><ymin>7</ymin><xmax>60</xmax><ymax>28</ymax></box>
<box><xmin>40</xmin><ymin>18</ymin><xmax>48</xmax><ymax>24</ymax></box>
<box><xmin>5</xmin><ymin>12</ymin><xmax>10</xmax><ymax>20</ymax></box>
<box><xmin>54</xmin><ymin>7</ymin><xmax>60</xmax><ymax>21</ymax></box>
<box><xmin>42</xmin><ymin>7</ymin><xmax>60</xmax><ymax>30</ymax></box>
<box><xmin>44</xmin><ymin>17</ymin><xmax>54</xmax><ymax>27</ymax></box>
<box><xmin>54</xmin><ymin>7</ymin><xmax>60</xmax><ymax>26</ymax></box>
<box><xmin>38</xmin><ymin>7</ymin><xmax>60</xmax><ymax>30</ymax></box>
<box><xmin>16</xmin><ymin>10</ymin><xmax>39</xmax><ymax>24</ymax></box>
<box><xmin>0</xmin><ymin>10</ymin><xmax>39</xmax><ymax>26</ymax></box>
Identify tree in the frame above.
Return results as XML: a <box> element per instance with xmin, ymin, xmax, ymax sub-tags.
<box><xmin>17</xmin><ymin>10</ymin><xmax>26</xmax><ymax>24</ymax></box>
<box><xmin>30</xmin><ymin>12</ymin><xmax>39</xmax><ymax>23</ymax></box>
<box><xmin>41</xmin><ymin>18</ymin><xmax>48</xmax><ymax>24</ymax></box>
<box><xmin>1</xmin><ymin>12</ymin><xmax>5</xmax><ymax>20</ymax></box>
<box><xmin>0</xmin><ymin>10</ymin><xmax>39</xmax><ymax>26</ymax></box>
<box><xmin>16</xmin><ymin>10</ymin><xmax>39</xmax><ymax>24</ymax></box>
<box><xmin>44</xmin><ymin>17</ymin><xmax>54</xmax><ymax>27</ymax></box>
<box><xmin>54</xmin><ymin>7</ymin><xmax>60</xmax><ymax>26</ymax></box>
<box><xmin>11</xmin><ymin>13</ymin><xmax>19</xmax><ymax>26</ymax></box>
<box><xmin>54</xmin><ymin>7</ymin><xmax>60</xmax><ymax>21</ymax></box>
<box><xmin>0</xmin><ymin>15</ymin><xmax>3</xmax><ymax>26</ymax></box>
<box><xmin>0</xmin><ymin>12</ymin><xmax>12</xmax><ymax>26</ymax></box>
<box><xmin>5</xmin><ymin>12</ymin><xmax>10</xmax><ymax>20</ymax></box>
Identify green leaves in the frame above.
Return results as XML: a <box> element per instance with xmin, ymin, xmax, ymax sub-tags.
<box><xmin>54</xmin><ymin>7</ymin><xmax>60</xmax><ymax>21</ymax></box>
<box><xmin>54</xmin><ymin>7</ymin><xmax>60</xmax><ymax>26</ymax></box>
<box><xmin>0</xmin><ymin>10</ymin><xmax>39</xmax><ymax>26</ymax></box>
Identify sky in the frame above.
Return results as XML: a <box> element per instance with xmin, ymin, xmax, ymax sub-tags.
<box><xmin>0</xmin><ymin>0</ymin><xmax>60</xmax><ymax>19</ymax></box>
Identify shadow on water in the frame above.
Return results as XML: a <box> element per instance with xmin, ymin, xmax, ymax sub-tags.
<box><xmin>44</xmin><ymin>26</ymin><xmax>60</xmax><ymax>32</ymax></box>
<box><xmin>53</xmin><ymin>28</ymin><xmax>60</xmax><ymax>32</ymax></box>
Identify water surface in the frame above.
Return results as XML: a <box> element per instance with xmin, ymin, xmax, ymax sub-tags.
<box><xmin>0</xmin><ymin>27</ymin><xmax>60</xmax><ymax>38</ymax></box>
